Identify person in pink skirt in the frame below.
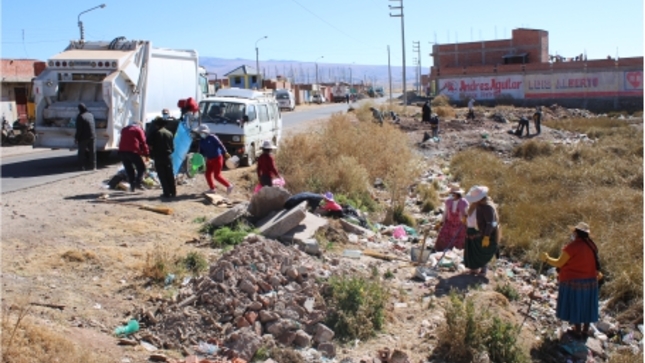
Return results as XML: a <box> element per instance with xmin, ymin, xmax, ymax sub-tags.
<box><xmin>434</xmin><ymin>186</ymin><xmax>469</xmax><ymax>251</ymax></box>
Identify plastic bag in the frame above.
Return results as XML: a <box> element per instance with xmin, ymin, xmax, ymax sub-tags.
<box><xmin>171</xmin><ymin>116</ymin><xmax>193</xmax><ymax>176</ymax></box>
<box><xmin>253</xmin><ymin>178</ymin><xmax>286</xmax><ymax>194</ymax></box>
<box><xmin>392</xmin><ymin>225</ymin><xmax>407</xmax><ymax>239</ymax></box>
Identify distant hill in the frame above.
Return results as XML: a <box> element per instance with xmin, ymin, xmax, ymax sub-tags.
<box><xmin>200</xmin><ymin>57</ymin><xmax>422</xmax><ymax>88</ymax></box>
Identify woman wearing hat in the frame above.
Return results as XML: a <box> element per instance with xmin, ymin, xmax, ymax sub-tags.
<box><xmin>435</xmin><ymin>186</ymin><xmax>469</xmax><ymax>251</ymax></box>
<box><xmin>463</xmin><ymin>185</ymin><xmax>499</xmax><ymax>276</ymax></box>
<box><xmin>256</xmin><ymin>140</ymin><xmax>281</xmax><ymax>187</ymax></box>
<box><xmin>197</xmin><ymin>125</ymin><xmax>233</xmax><ymax>195</ymax></box>
<box><xmin>316</xmin><ymin>192</ymin><xmax>344</xmax><ymax>218</ymax></box>
<box><xmin>540</xmin><ymin>222</ymin><xmax>601</xmax><ymax>338</ymax></box>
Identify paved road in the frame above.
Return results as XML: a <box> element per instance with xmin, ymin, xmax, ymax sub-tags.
<box><xmin>1</xmin><ymin>97</ymin><xmax>390</xmax><ymax>194</ymax></box>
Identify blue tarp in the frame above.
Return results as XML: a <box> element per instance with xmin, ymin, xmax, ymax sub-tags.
<box><xmin>171</xmin><ymin>116</ymin><xmax>193</xmax><ymax>176</ymax></box>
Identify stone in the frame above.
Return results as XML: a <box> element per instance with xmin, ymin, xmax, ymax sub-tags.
<box><xmin>248</xmin><ymin>187</ymin><xmax>292</xmax><ymax>219</ymax></box>
<box><xmin>317</xmin><ymin>342</ymin><xmax>336</xmax><ymax>358</ymax></box>
<box><xmin>259</xmin><ymin>310</ymin><xmax>280</xmax><ymax>323</ymax></box>
<box><xmin>140</xmin><ymin>341</ymin><xmax>158</xmax><ymax>352</ymax></box>
<box><xmin>239</xmin><ymin>280</ymin><xmax>258</xmax><ymax>295</ymax></box>
<box><xmin>294</xmin><ymin>330</ymin><xmax>311</xmax><ymax>348</ymax></box>
<box><xmin>248</xmin><ymin>301</ymin><xmax>263</xmax><ymax>311</ymax></box>
<box><xmin>390</xmin><ymin>349</ymin><xmax>410</xmax><ymax>363</ymax></box>
<box><xmin>285</xmin><ymin>267</ymin><xmax>299</xmax><ymax>280</ymax></box>
<box><xmin>236</xmin><ymin>315</ymin><xmax>251</xmax><ymax>328</ymax></box>
<box><xmin>595</xmin><ymin>321</ymin><xmax>613</xmax><ymax>334</ymax></box>
<box><xmin>279</xmin><ymin>212</ymin><xmax>329</xmax><ymax>245</ymax></box>
<box><xmin>149</xmin><ymin>354</ymin><xmax>170</xmax><ymax>362</ymax></box>
<box><xmin>277</xmin><ymin>330</ymin><xmax>297</xmax><ymax>346</ymax></box>
<box><xmin>245</xmin><ymin>311</ymin><xmax>258</xmax><ymax>325</ymax></box>
<box><xmin>314</xmin><ymin>323</ymin><xmax>335</xmax><ymax>344</ymax></box>
<box><xmin>254</xmin><ymin>321</ymin><xmax>263</xmax><ymax>336</ymax></box>
<box><xmin>226</xmin><ymin>328</ymin><xmax>263</xmax><ymax>361</ymax></box>
<box><xmin>299</xmin><ymin>239</ymin><xmax>321</xmax><ymax>256</ymax></box>
<box><xmin>256</xmin><ymin>201</ymin><xmax>307</xmax><ymax>238</ymax></box>
<box><xmin>209</xmin><ymin>202</ymin><xmax>249</xmax><ymax>227</ymax></box>
<box><xmin>339</xmin><ymin>218</ymin><xmax>374</xmax><ymax>237</ymax></box>
<box><xmin>585</xmin><ymin>338</ymin><xmax>605</xmax><ymax>358</ymax></box>
<box><xmin>266</xmin><ymin>319</ymin><xmax>297</xmax><ymax>336</ymax></box>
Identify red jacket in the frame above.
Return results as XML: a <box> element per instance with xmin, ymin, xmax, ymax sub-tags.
<box><xmin>257</xmin><ymin>153</ymin><xmax>279</xmax><ymax>178</ymax></box>
<box><xmin>119</xmin><ymin>125</ymin><xmax>149</xmax><ymax>156</ymax></box>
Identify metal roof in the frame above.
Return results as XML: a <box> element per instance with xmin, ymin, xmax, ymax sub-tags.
<box><xmin>224</xmin><ymin>65</ymin><xmax>259</xmax><ymax>77</ymax></box>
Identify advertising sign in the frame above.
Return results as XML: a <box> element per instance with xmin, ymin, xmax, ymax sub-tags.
<box><xmin>525</xmin><ymin>71</ymin><xmax>642</xmax><ymax>98</ymax></box>
<box><xmin>624</xmin><ymin>71</ymin><xmax>643</xmax><ymax>91</ymax></box>
<box><xmin>437</xmin><ymin>75</ymin><xmax>524</xmax><ymax>101</ymax></box>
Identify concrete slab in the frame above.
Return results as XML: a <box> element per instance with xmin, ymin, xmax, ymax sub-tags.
<box><xmin>339</xmin><ymin>218</ymin><xmax>374</xmax><ymax>237</ymax></box>
<box><xmin>209</xmin><ymin>202</ymin><xmax>249</xmax><ymax>227</ymax></box>
<box><xmin>247</xmin><ymin>187</ymin><xmax>291</xmax><ymax>219</ymax></box>
<box><xmin>279</xmin><ymin>212</ymin><xmax>329</xmax><ymax>245</ymax></box>
<box><xmin>256</xmin><ymin>201</ymin><xmax>307</xmax><ymax>238</ymax></box>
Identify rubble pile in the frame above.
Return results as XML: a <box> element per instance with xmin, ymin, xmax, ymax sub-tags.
<box><xmin>133</xmin><ymin>235</ymin><xmax>336</xmax><ymax>361</ymax></box>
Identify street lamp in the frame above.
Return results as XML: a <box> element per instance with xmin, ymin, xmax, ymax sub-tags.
<box><xmin>78</xmin><ymin>4</ymin><xmax>106</xmax><ymax>42</ymax></box>
<box><xmin>315</xmin><ymin>56</ymin><xmax>324</xmax><ymax>86</ymax></box>
<box><xmin>255</xmin><ymin>36</ymin><xmax>268</xmax><ymax>90</ymax></box>
<box><xmin>389</xmin><ymin>0</ymin><xmax>406</xmax><ymax>107</ymax></box>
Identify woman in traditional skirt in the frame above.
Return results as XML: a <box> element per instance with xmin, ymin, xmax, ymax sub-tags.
<box><xmin>463</xmin><ymin>185</ymin><xmax>499</xmax><ymax>276</ymax></box>
<box><xmin>435</xmin><ymin>186</ymin><xmax>469</xmax><ymax>251</ymax></box>
<box><xmin>541</xmin><ymin>222</ymin><xmax>601</xmax><ymax>338</ymax></box>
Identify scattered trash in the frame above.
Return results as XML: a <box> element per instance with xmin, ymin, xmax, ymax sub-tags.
<box><xmin>410</xmin><ymin>247</ymin><xmax>431</xmax><ymax>263</ymax></box>
<box><xmin>343</xmin><ymin>249</ymin><xmax>362</xmax><ymax>259</ymax></box>
<box><xmin>392</xmin><ymin>226</ymin><xmax>407</xmax><ymax>239</ymax></box>
<box><xmin>196</xmin><ymin>341</ymin><xmax>219</xmax><ymax>355</ymax></box>
<box><xmin>164</xmin><ymin>273</ymin><xmax>175</xmax><ymax>286</ymax></box>
<box><xmin>114</xmin><ymin>319</ymin><xmax>139</xmax><ymax>337</ymax></box>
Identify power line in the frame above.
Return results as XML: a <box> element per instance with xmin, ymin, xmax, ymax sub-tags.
<box><xmin>289</xmin><ymin>0</ymin><xmax>365</xmax><ymax>45</ymax></box>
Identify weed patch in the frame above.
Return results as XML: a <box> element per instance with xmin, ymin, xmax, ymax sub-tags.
<box><xmin>495</xmin><ymin>282</ymin><xmax>520</xmax><ymax>301</ymax></box>
<box><xmin>324</xmin><ymin>275</ymin><xmax>388</xmax><ymax>341</ymax></box>
<box><xmin>180</xmin><ymin>251</ymin><xmax>209</xmax><ymax>275</ymax></box>
<box><xmin>211</xmin><ymin>222</ymin><xmax>255</xmax><ymax>248</ymax></box>
<box><xmin>61</xmin><ymin>250</ymin><xmax>97</xmax><ymax>263</ymax></box>
<box><xmin>417</xmin><ymin>183</ymin><xmax>440</xmax><ymax>213</ymax></box>
<box><xmin>431</xmin><ymin>94</ymin><xmax>451</xmax><ymax>107</ymax></box>
<box><xmin>142</xmin><ymin>245</ymin><xmax>178</xmax><ymax>283</ymax></box>
<box><xmin>450</xmin><ymin>118</ymin><xmax>643</xmax><ymax>314</ymax></box>
<box><xmin>393</xmin><ymin>205</ymin><xmax>416</xmax><ymax>227</ymax></box>
<box><xmin>267</xmin><ymin>347</ymin><xmax>304</xmax><ymax>363</ymax></box>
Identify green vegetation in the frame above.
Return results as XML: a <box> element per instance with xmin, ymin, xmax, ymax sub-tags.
<box><xmin>450</xmin><ymin>117</ymin><xmax>643</xmax><ymax>313</ymax></box>
<box><xmin>434</xmin><ymin>291</ymin><xmax>528</xmax><ymax>363</ymax></box>
<box><xmin>211</xmin><ymin>222</ymin><xmax>255</xmax><ymax>248</ymax></box>
<box><xmin>393</xmin><ymin>205</ymin><xmax>416</xmax><ymax>227</ymax></box>
<box><xmin>495</xmin><ymin>282</ymin><xmax>520</xmax><ymax>302</ymax></box>
<box><xmin>180</xmin><ymin>251</ymin><xmax>209</xmax><ymax>275</ymax></box>
<box><xmin>417</xmin><ymin>182</ymin><xmax>440</xmax><ymax>213</ymax></box>
<box><xmin>324</xmin><ymin>275</ymin><xmax>389</xmax><ymax>341</ymax></box>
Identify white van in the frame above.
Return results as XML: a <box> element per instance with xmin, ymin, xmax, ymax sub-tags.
<box><xmin>275</xmin><ymin>89</ymin><xmax>296</xmax><ymax>111</ymax></box>
<box><xmin>198</xmin><ymin>88</ymin><xmax>282</xmax><ymax>166</ymax></box>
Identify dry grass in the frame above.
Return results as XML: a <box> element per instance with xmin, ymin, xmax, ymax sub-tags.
<box><xmin>141</xmin><ymin>244</ymin><xmax>181</xmax><ymax>283</ymax></box>
<box><xmin>417</xmin><ymin>183</ymin><xmax>440</xmax><ymax>213</ymax></box>
<box><xmin>431</xmin><ymin>94</ymin><xmax>451</xmax><ymax>107</ymax></box>
<box><xmin>450</xmin><ymin>118</ymin><xmax>643</xmax><ymax>312</ymax></box>
<box><xmin>61</xmin><ymin>249</ymin><xmax>97</xmax><ymax>263</ymax></box>
<box><xmin>2</xmin><ymin>303</ymin><xmax>112</xmax><ymax>363</ymax></box>
<box><xmin>276</xmin><ymin>112</ymin><xmax>421</xmax><ymax>213</ymax></box>
<box><xmin>608</xmin><ymin>350</ymin><xmax>644</xmax><ymax>363</ymax></box>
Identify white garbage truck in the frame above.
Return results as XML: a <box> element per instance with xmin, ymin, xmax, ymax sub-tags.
<box><xmin>32</xmin><ymin>38</ymin><xmax>208</xmax><ymax>152</ymax></box>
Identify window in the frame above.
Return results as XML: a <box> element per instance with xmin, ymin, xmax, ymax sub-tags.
<box><xmin>258</xmin><ymin>104</ymin><xmax>269</xmax><ymax>122</ymax></box>
<box><xmin>234</xmin><ymin>76</ymin><xmax>242</xmax><ymax>85</ymax></box>
<box><xmin>199</xmin><ymin>101</ymin><xmax>246</xmax><ymax>124</ymax></box>
<box><xmin>246</xmin><ymin>105</ymin><xmax>257</xmax><ymax>121</ymax></box>
<box><xmin>267</xmin><ymin>102</ymin><xmax>275</xmax><ymax>121</ymax></box>
<box><xmin>251</xmin><ymin>76</ymin><xmax>257</xmax><ymax>83</ymax></box>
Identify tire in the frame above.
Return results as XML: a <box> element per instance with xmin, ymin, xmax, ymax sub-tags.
<box><xmin>241</xmin><ymin>144</ymin><xmax>255</xmax><ymax>167</ymax></box>
<box><xmin>19</xmin><ymin>131</ymin><xmax>35</xmax><ymax>145</ymax></box>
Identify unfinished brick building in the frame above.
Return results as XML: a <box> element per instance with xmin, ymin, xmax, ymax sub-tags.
<box><xmin>429</xmin><ymin>28</ymin><xmax>643</xmax><ymax>112</ymax></box>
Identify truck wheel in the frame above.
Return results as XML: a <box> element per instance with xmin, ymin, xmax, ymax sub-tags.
<box><xmin>241</xmin><ymin>144</ymin><xmax>255</xmax><ymax>167</ymax></box>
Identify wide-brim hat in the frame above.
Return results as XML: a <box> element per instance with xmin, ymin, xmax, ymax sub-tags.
<box><xmin>569</xmin><ymin>222</ymin><xmax>590</xmax><ymax>234</ymax></box>
<box><xmin>449</xmin><ymin>185</ymin><xmax>465</xmax><ymax>195</ymax></box>
<box><xmin>323</xmin><ymin>192</ymin><xmax>334</xmax><ymax>201</ymax></box>
<box><xmin>464</xmin><ymin>185</ymin><xmax>488</xmax><ymax>203</ymax></box>
<box><xmin>197</xmin><ymin>125</ymin><xmax>210</xmax><ymax>134</ymax></box>
<box><xmin>261</xmin><ymin>140</ymin><xmax>276</xmax><ymax>149</ymax></box>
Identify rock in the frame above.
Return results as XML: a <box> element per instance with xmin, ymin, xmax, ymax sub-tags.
<box><xmin>585</xmin><ymin>338</ymin><xmax>605</xmax><ymax>358</ymax></box>
<box><xmin>118</xmin><ymin>338</ymin><xmax>138</xmax><ymax>346</ymax></box>
<box><xmin>226</xmin><ymin>328</ymin><xmax>263</xmax><ymax>361</ymax></box>
<box><xmin>284</xmin><ymin>267</ymin><xmax>299</xmax><ymax>280</ymax></box>
<box><xmin>259</xmin><ymin>310</ymin><xmax>280</xmax><ymax>323</ymax></box>
<box><xmin>239</xmin><ymin>280</ymin><xmax>258</xmax><ymax>295</ymax></box>
<box><xmin>248</xmin><ymin>301</ymin><xmax>263</xmax><ymax>311</ymax></box>
<box><xmin>280</xmin><ymin>212</ymin><xmax>329</xmax><ymax>245</ymax></box>
<box><xmin>256</xmin><ymin>201</ymin><xmax>307</xmax><ymax>238</ymax></box>
<box><xmin>245</xmin><ymin>311</ymin><xmax>258</xmax><ymax>325</ymax></box>
<box><xmin>266</xmin><ymin>319</ymin><xmax>297</xmax><ymax>336</ymax></box>
<box><xmin>149</xmin><ymin>353</ymin><xmax>170</xmax><ymax>362</ymax></box>
<box><xmin>247</xmin><ymin>187</ymin><xmax>291</xmax><ymax>219</ymax></box>
<box><xmin>298</xmin><ymin>239</ymin><xmax>321</xmax><ymax>256</ymax></box>
<box><xmin>339</xmin><ymin>218</ymin><xmax>374</xmax><ymax>236</ymax></box>
<box><xmin>209</xmin><ymin>202</ymin><xmax>249</xmax><ymax>227</ymax></box>
<box><xmin>277</xmin><ymin>330</ymin><xmax>297</xmax><ymax>346</ymax></box>
<box><xmin>140</xmin><ymin>341</ymin><xmax>158</xmax><ymax>352</ymax></box>
<box><xmin>595</xmin><ymin>321</ymin><xmax>613</xmax><ymax>334</ymax></box>
<box><xmin>314</xmin><ymin>323</ymin><xmax>334</xmax><ymax>344</ymax></box>
<box><xmin>236</xmin><ymin>315</ymin><xmax>251</xmax><ymax>328</ymax></box>
<box><xmin>317</xmin><ymin>342</ymin><xmax>336</xmax><ymax>358</ymax></box>
<box><xmin>294</xmin><ymin>329</ymin><xmax>312</xmax><ymax>348</ymax></box>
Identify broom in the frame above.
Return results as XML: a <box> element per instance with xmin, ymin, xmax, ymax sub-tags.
<box><xmin>95</xmin><ymin>200</ymin><xmax>173</xmax><ymax>215</ymax></box>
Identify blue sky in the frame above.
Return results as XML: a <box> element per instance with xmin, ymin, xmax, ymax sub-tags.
<box><xmin>1</xmin><ymin>0</ymin><xmax>643</xmax><ymax>67</ymax></box>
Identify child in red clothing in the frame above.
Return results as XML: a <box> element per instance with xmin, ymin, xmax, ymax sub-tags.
<box><xmin>256</xmin><ymin>140</ymin><xmax>281</xmax><ymax>187</ymax></box>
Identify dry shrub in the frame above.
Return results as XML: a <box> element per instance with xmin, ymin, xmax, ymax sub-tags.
<box><xmin>61</xmin><ymin>249</ymin><xmax>97</xmax><ymax>263</ymax></box>
<box><xmin>450</xmin><ymin>118</ymin><xmax>643</xmax><ymax>312</ymax></box>
<box><xmin>512</xmin><ymin>140</ymin><xmax>555</xmax><ymax>160</ymax></box>
<box><xmin>434</xmin><ymin>106</ymin><xmax>456</xmax><ymax>118</ymax></box>
<box><xmin>431</xmin><ymin>94</ymin><xmax>451</xmax><ymax>107</ymax></box>
<box><xmin>276</xmin><ymin>112</ymin><xmax>420</xmax><ymax>210</ymax></box>
<box><xmin>2</xmin><ymin>304</ymin><xmax>112</xmax><ymax>363</ymax></box>
<box><xmin>608</xmin><ymin>350</ymin><xmax>643</xmax><ymax>363</ymax></box>
<box><xmin>142</xmin><ymin>245</ymin><xmax>179</xmax><ymax>283</ymax></box>
<box><xmin>417</xmin><ymin>183</ymin><xmax>440</xmax><ymax>212</ymax></box>
<box><xmin>267</xmin><ymin>347</ymin><xmax>304</xmax><ymax>363</ymax></box>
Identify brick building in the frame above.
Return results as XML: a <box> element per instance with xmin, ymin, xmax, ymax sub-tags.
<box><xmin>1</xmin><ymin>59</ymin><xmax>46</xmax><ymax>122</ymax></box>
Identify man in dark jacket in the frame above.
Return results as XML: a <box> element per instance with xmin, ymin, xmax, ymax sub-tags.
<box><xmin>147</xmin><ymin>119</ymin><xmax>176</xmax><ymax>198</ymax></box>
<box><xmin>422</xmin><ymin>101</ymin><xmax>432</xmax><ymax>123</ymax></box>
<box><xmin>533</xmin><ymin>105</ymin><xmax>542</xmax><ymax>135</ymax></box>
<box><xmin>75</xmin><ymin>103</ymin><xmax>96</xmax><ymax>170</ymax></box>
<box><xmin>118</xmin><ymin>121</ymin><xmax>150</xmax><ymax>192</ymax></box>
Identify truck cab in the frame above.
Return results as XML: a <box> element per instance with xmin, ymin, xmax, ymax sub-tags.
<box><xmin>198</xmin><ymin>88</ymin><xmax>282</xmax><ymax>166</ymax></box>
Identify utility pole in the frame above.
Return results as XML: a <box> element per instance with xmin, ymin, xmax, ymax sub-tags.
<box><xmin>389</xmin><ymin>0</ymin><xmax>406</xmax><ymax>107</ymax></box>
<box><xmin>387</xmin><ymin>45</ymin><xmax>393</xmax><ymax>103</ymax></box>
<box><xmin>255</xmin><ymin>36</ymin><xmax>268</xmax><ymax>89</ymax></box>
<box><xmin>412</xmin><ymin>41</ymin><xmax>420</xmax><ymax>94</ymax></box>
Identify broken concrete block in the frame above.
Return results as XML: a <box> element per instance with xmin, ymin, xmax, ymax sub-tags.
<box><xmin>339</xmin><ymin>218</ymin><xmax>374</xmax><ymax>237</ymax></box>
<box><xmin>248</xmin><ymin>187</ymin><xmax>292</xmax><ymax>219</ymax></box>
<box><xmin>294</xmin><ymin>329</ymin><xmax>311</xmax><ymax>348</ymax></box>
<box><xmin>299</xmin><ymin>239</ymin><xmax>321</xmax><ymax>256</ymax></box>
<box><xmin>279</xmin><ymin>212</ymin><xmax>329</xmax><ymax>245</ymax></box>
<box><xmin>256</xmin><ymin>201</ymin><xmax>307</xmax><ymax>238</ymax></box>
<box><xmin>317</xmin><ymin>342</ymin><xmax>336</xmax><ymax>358</ymax></box>
<box><xmin>259</xmin><ymin>310</ymin><xmax>280</xmax><ymax>323</ymax></box>
<box><xmin>226</xmin><ymin>328</ymin><xmax>263</xmax><ymax>361</ymax></box>
<box><xmin>209</xmin><ymin>202</ymin><xmax>249</xmax><ymax>227</ymax></box>
<box><xmin>266</xmin><ymin>319</ymin><xmax>298</xmax><ymax>336</ymax></box>
<box><xmin>314</xmin><ymin>323</ymin><xmax>335</xmax><ymax>343</ymax></box>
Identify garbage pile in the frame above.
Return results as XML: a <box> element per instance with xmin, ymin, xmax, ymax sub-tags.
<box><xmin>131</xmin><ymin>235</ymin><xmax>336</xmax><ymax>361</ymax></box>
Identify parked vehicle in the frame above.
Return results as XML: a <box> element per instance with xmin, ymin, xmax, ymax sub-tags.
<box><xmin>275</xmin><ymin>89</ymin><xmax>296</xmax><ymax>111</ymax></box>
<box><xmin>310</xmin><ymin>93</ymin><xmax>325</xmax><ymax>104</ymax></box>
<box><xmin>331</xmin><ymin>83</ymin><xmax>349</xmax><ymax>103</ymax></box>
<box><xmin>198</xmin><ymin>88</ymin><xmax>282</xmax><ymax>166</ymax></box>
<box><xmin>1</xmin><ymin>117</ymin><xmax>35</xmax><ymax>146</ymax></box>
<box><xmin>32</xmin><ymin>37</ymin><xmax>208</xmax><ymax>152</ymax></box>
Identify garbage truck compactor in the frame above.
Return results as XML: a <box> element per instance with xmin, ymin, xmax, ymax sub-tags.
<box><xmin>32</xmin><ymin>38</ymin><xmax>207</xmax><ymax>151</ymax></box>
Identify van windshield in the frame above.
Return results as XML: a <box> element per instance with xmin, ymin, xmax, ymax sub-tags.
<box><xmin>276</xmin><ymin>93</ymin><xmax>289</xmax><ymax>100</ymax></box>
<box><xmin>199</xmin><ymin>101</ymin><xmax>246</xmax><ymax>124</ymax></box>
